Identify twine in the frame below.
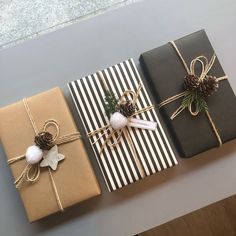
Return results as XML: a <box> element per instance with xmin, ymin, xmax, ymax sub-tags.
<box><xmin>158</xmin><ymin>41</ymin><xmax>228</xmax><ymax>146</ymax></box>
<box><xmin>7</xmin><ymin>98</ymin><xmax>81</xmax><ymax>212</ymax></box>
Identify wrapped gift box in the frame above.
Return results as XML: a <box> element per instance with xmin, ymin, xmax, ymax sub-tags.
<box><xmin>139</xmin><ymin>30</ymin><xmax>236</xmax><ymax>158</ymax></box>
<box><xmin>0</xmin><ymin>87</ymin><xmax>101</xmax><ymax>222</ymax></box>
<box><xmin>68</xmin><ymin>58</ymin><xmax>178</xmax><ymax>192</ymax></box>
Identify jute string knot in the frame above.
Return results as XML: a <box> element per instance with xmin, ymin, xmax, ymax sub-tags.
<box><xmin>158</xmin><ymin>41</ymin><xmax>228</xmax><ymax>146</ymax></box>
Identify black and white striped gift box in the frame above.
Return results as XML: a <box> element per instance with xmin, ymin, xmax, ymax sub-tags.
<box><xmin>68</xmin><ymin>59</ymin><xmax>178</xmax><ymax>191</ymax></box>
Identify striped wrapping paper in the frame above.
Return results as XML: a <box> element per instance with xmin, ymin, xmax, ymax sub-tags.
<box><xmin>68</xmin><ymin>59</ymin><xmax>178</xmax><ymax>191</ymax></box>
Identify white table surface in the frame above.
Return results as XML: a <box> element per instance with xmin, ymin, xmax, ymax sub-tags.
<box><xmin>0</xmin><ymin>0</ymin><xmax>236</xmax><ymax>235</ymax></box>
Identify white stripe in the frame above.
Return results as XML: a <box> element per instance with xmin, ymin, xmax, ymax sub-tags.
<box><xmin>81</xmin><ymin>77</ymin><xmax>123</xmax><ymax>189</ymax></box>
<box><xmin>130</xmin><ymin>59</ymin><xmax>178</xmax><ymax>165</ymax></box>
<box><xmin>110</xmin><ymin>65</ymin><xmax>151</xmax><ymax>175</ymax></box>
<box><xmin>68</xmin><ymin>81</ymin><xmax>115</xmax><ymax>191</ymax></box>
<box><xmin>104</xmin><ymin>69</ymin><xmax>139</xmax><ymax>181</ymax></box>
<box><xmin>88</xmin><ymin>74</ymin><xmax>129</xmax><ymax>186</ymax></box>
<box><xmin>119</xmin><ymin>62</ymin><xmax>162</xmax><ymax>172</ymax></box>
<box><xmin>124</xmin><ymin>60</ymin><xmax>170</xmax><ymax>168</ymax></box>
<box><xmin>94</xmin><ymin>72</ymin><xmax>135</xmax><ymax>184</ymax></box>
<box><xmin>114</xmin><ymin>64</ymin><xmax>151</xmax><ymax>175</ymax></box>
<box><xmin>123</xmin><ymin>61</ymin><xmax>165</xmax><ymax>170</ymax></box>
<box><xmin>68</xmin><ymin>82</ymin><xmax>113</xmax><ymax>191</ymax></box>
<box><xmin>73</xmin><ymin>80</ymin><xmax>118</xmax><ymax>190</ymax></box>
<box><xmin>124</xmin><ymin>60</ymin><xmax>172</xmax><ymax>167</ymax></box>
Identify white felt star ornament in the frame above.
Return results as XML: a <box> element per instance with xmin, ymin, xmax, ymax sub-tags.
<box><xmin>40</xmin><ymin>145</ymin><xmax>65</xmax><ymax>171</ymax></box>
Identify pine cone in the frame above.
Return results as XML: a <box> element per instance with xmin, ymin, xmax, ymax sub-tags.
<box><xmin>183</xmin><ymin>74</ymin><xmax>200</xmax><ymax>91</ymax></box>
<box><xmin>34</xmin><ymin>132</ymin><xmax>54</xmax><ymax>150</ymax></box>
<box><xmin>117</xmin><ymin>101</ymin><xmax>137</xmax><ymax>117</ymax></box>
<box><xmin>198</xmin><ymin>75</ymin><xmax>219</xmax><ymax>97</ymax></box>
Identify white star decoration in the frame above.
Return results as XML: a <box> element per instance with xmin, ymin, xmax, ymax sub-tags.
<box><xmin>40</xmin><ymin>145</ymin><xmax>65</xmax><ymax>171</ymax></box>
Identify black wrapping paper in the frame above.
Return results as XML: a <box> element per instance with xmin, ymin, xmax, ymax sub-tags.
<box><xmin>139</xmin><ymin>30</ymin><xmax>236</xmax><ymax>158</ymax></box>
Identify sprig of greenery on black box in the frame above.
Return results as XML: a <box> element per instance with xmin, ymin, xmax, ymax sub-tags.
<box><xmin>182</xmin><ymin>90</ymin><xmax>208</xmax><ymax>113</ymax></box>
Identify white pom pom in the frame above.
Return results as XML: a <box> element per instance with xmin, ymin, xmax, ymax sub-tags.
<box><xmin>110</xmin><ymin>112</ymin><xmax>128</xmax><ymax>130</ymax></box>
<box><xmin>26</xmin><ymin>145</ymin><xmax>43</xmax><ymax>165</ymax></box>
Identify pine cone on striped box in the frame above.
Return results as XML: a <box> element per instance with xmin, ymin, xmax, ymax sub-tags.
<box><xmin>198</xmin><ymin>75</ymin><xmax>219</xmax><ymax>97</ymax></box>
<box><xmin>183</xmin><ymin>74</ymin><xmax>200</xmax><ymax>91</ymax></box>
<box><xmin>117</xmin><ymin>101</ymin><xmax>137</xmax><ymax>117</ymax></box>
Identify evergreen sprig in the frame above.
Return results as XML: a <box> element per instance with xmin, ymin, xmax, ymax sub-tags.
<box><xmin>104</xmin><ymin>90</ymin><xmax>117</xmax><ymax>118</ymax></box>
<box><xmin>98</xmin><ymin>72</ymin><xmax>118</xmax><ymax>118</ymax></box>
<box><xmin>181</xmin><ymin>91</ymin><xmax>208</xmax><ymax>113</ymax></box>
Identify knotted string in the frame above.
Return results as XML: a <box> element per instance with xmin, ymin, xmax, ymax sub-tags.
<box><xmin>158</xmin><ymin>41</ymin><xmax>228</xmax><ymax>146</ymax></box>
<box><xmin>87</xmin><ymin>81</ymin><xmax>155</xmax><ymax>178</ymax></box>
<box><xmin>7</xmin><ymin>98</ymin><xmax>81</xmax><ymax>212</ymax></box>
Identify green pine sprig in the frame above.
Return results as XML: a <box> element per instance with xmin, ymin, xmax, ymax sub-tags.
<box><xmin>181</xmin><ymin>90</ymin><xmax>208</xmax><ymax>113</ymax></box>
<box><xmin>104</xmin><ymin>90</ymin><xmax>117</xmax><ymax>118</ymax></box>
<box><xmin>98</xmin><ymin>71</ymin><xmax>118</xmax><ymax>118</ymax></box>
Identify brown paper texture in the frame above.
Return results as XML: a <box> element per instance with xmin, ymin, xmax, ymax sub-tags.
<box><xmin>0</xmin><ymin>87</ymin><xmax>101</xmax><ymax>222</ymax></box>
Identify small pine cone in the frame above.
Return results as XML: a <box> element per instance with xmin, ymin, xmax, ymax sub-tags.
<box><xmin>199</xmin><ymin>75</ymin><xmax>219</xmax><ymax>97</ymax></box>
<box><xmin>183</xmin><ymin>74</ymin><xmax>200</xmax><ymax>91</ymax></box>
<box><xmin>117</xmin><ymin>101</ymin><xmax>137</xmax><ymax>117</ymax></box>
<box><xmin>34</xmin><ymin>132</ymin><xmax>54</xmax><ymax>150</ymax></box>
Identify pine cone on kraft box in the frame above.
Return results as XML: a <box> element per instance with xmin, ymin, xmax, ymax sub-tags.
<box><xmin>35</xmin><ymin>132</ymin><xmax>54</xmax><ymax>150</ymax></box>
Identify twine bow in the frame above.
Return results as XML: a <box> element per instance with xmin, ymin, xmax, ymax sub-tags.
<box><xmin>158</xmin><ymin>41</ymin><xmax>228</xmax><ymax>146</ymax></box>
<box><xmin>7</xmin><ymin>98</ymin><xmax>81</xmax><ymax>212</ymax></box>
<box><xmin>87</xmin><ymin>73</ymin><xmax>155</xmax><ymax>178</ymax></box>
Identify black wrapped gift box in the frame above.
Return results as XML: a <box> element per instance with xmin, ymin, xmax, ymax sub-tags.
<box><xmin>139</xmin><ymin>30</ymin><xmax>236</xmax><ymax>158</ymax></box>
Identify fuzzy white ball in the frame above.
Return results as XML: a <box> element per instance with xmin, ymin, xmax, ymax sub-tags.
<box><xmin>26</xmin><ymin>145</ymin><xmax>43</xmax><ymax>165</ymax></box>
<box><xmin>110</xmin><ymin>112</ymin><xmax>128</xmax><ymax>130</ymax></box>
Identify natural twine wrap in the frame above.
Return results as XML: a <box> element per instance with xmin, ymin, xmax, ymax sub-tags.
<box><xmin>87</xmin><ymin>75</ymin><xmax>155</xmax><ymax>178</ymax></box>
<box><xmin>7</xmin><ymin>98</ymin><xmax>81</xmax><ymax>212</ymax></box>
<box><xmin>158</xmin><ymin>41</ymin><xmax>228</xmax><ymax>146</ymax></box>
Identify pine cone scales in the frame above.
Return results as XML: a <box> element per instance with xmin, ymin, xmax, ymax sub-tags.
<box><xmin>117</xmin><ymin>101</ymin><xmax>137</xmax><ymax>117</ymax></box>
<box><xmin>183</xmin><ymin>74</ymin><xmax>219</xmax><ymax>97</ymax></box>
<box><xmin>35</xmin><ymin>132</ymin><xmax>54</xmax><ymax>150</ymax></box>
<box><xmin>183</xmin><ymin>75</ymin><xmax>199</xmax><ymax>91</ymax></box>
<box><xmin>199</xmin><ymin>75</ymin><xmax>219</xmax><ymax>97</ymax></box>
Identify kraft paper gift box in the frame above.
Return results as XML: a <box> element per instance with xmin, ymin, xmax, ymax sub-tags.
<box><xmin>0</xmin><ymin>87</ymin><xmax>101</xmax><ymax>222</ymax></box>
<box><xmin>68</xmin><ymin>58</ymin><xmax>178</xmax><ymax>192</ymax></box>
<box><xmin>139</xmin><ymin>30</ymin><xmax>236</xmax><ymax>158</ymax></box>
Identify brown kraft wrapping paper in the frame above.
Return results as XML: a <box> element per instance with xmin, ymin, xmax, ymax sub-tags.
<box><xmin>0</xmin><ymin>87</ymin><xmax>101</xmax><ymax>222</ymax></box>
